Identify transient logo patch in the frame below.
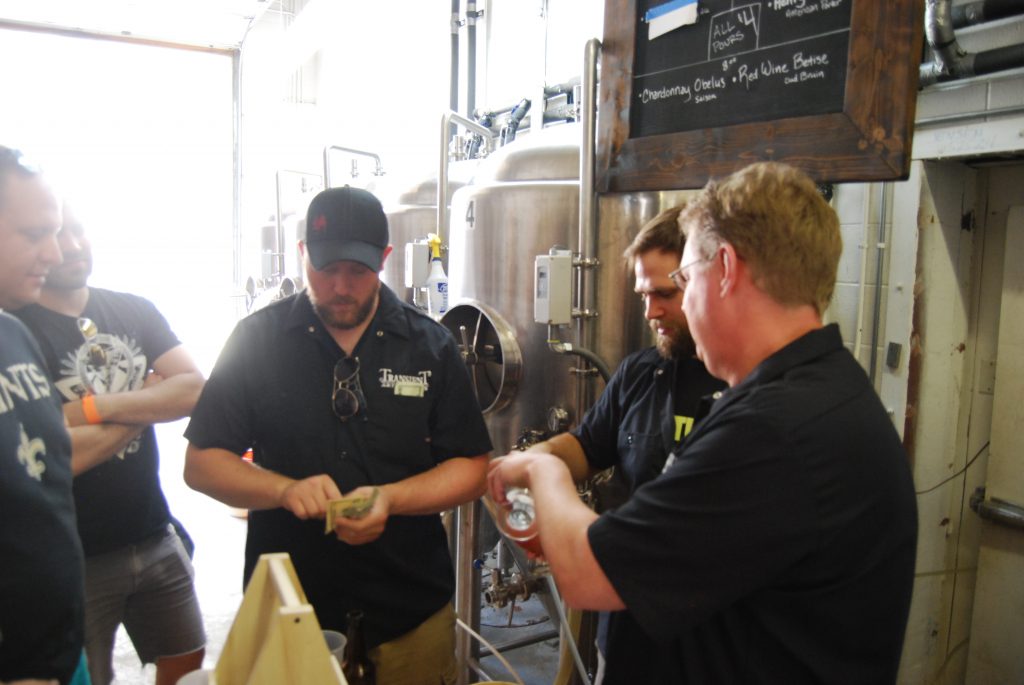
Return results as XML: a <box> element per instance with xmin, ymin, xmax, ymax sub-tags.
<box><xmin>378</xmin><ymin>368</ymin><xmax>432</xmax><ymax>397</ymax></box>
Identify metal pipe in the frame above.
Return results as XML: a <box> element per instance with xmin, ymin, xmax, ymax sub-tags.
<box><xmin>952</xmin><ymin>0</ymin><xmax>1024</xmax><ymax>27</ymax></box>
<box><xmin>852</xmin><ymin>185</ymin><xmax>873</xmax><ymax>364</ymax></box>
<box><xmin>454</xmin><ymin>500</ymin><xmax>480</xmax><ymax>685</ymax></box>
<box><xmin>500</xmin><ymin>99</ymin><xmax>532</xmax><ymax>145</ymax></box>
<box><xmin>323</xmin><ymin>146</ymin><xmax>383</xmax><ymax>188</ymax></box>
<box><xmin>868</xmin><ymin>183</ymin><xmax>889</xmax><ymax>385</ymax></box>
<box><xmin>916</xmin><ymin>101</ymin><xmax>1024</xmax><ymax>126</ymax></box>
<box><xmin>273</xmin><ymin>169</ymin><xmax>323</xmax><ymax>281</ymax></box>
<box><xmin>466</xmin><ymin>0</ymin><xmax>478</xmax><ymax>116</ymax></box>
<box><xmin>919</xmin><ymin>0</ymin><xmax>1024</xmax><ymax>85</ymax></box>
<box><xmin>450</xmin><ymin>0</ymin><xmax>461</xmax><ymax>123</ymax></box>
<box><xmin>544</xmin><ymin>575</ymin><xmax>591</xmax><ymax>684</ymax></box>
<box><xmin>477</xmin><ymin>629</ymin><xmax>561</xmax><ymax>656</ymax></box>
<box><xmin>970</xmin><ymin>487</ymin><xmax>1024</xmax><ymax>529</ymax></box>
<box><xmin>921</xmin><ymin>0</ymin><xmax>966</xmax><ymax>86</ymax></box>
<box><xmin>274</xmin><ymin>173</ymin><xmax>284</xmax><ymax>281</ymax></box>
<box><xmin>437</xmin><ymin>111</ymin><xmax>493</xmax><ymax>245</ymax></box>
<box><xmin>0</xmin><ymin>18</ymin><xmax>236</xmax><ymax>55</ymax></box>
<box><xmin>973</xmin><ymin>42</ymin><xmax>1024</xmax><ymax>74</ymax></box>
<box><xmin>575</xmin><ymin>38</ymin><xmax>601</xmax><ymax>413</ymax></box>
<box><xmin>232</xmin><ymin>49</ymin><xmax>243</xmax><ymax>297</ymax></box>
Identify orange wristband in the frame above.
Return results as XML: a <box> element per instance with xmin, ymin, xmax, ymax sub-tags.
<box><xmin>81</xmin><ymin>394</ymin><xmax>103</xmax><ymax>425</ymax></box>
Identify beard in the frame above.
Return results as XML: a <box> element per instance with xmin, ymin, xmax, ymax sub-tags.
<box><xmin>43</xmin><ymin>253</ymin><xmax>92</xmax><ymax>291</ymax></box>
<box><xmin>652</xmin><ymin>319</ymin><xmax>696</xmax><ymax>359</ymax></box>
<box><xmin>311</xmin><ymin>284</ymin><xmax>379</xmax><ymax>331</ymax></box>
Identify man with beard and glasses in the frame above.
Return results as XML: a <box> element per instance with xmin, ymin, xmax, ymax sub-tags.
<box><xmin>184</xmin><ymin>186</ymin><xmax>492</xmax><ymax>685</ymax></box>
<box><xmin>14</xmin><ymin>202</ymin><xmax>206</xmax><ymax>685</ymax></box>
<box><xmin>488</xmin><ymin>164</ymin><xmax>917</xmax><ymax>684</ymax></box>
<box><xmin>507</xmin><ymin>205</ymin><xmax>725</xmax><ymax>682</ymax></box>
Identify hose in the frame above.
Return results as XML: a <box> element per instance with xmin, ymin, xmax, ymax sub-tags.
<box><xmin>547</xmin><ymin>338</ymin><xmax>612</xmax><ymax>383</ymax></box>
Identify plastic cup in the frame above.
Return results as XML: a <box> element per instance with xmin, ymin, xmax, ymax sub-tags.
<box><xmin>323</xmin><ymin>629</ymin><xmax>347</xmax><ymax>663</ymax></box>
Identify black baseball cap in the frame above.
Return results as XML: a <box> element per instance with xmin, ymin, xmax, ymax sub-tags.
<box><xmin>302</xmin><ymin>186</ymin><xmax>389</xmax><ymax>271</ymax></box>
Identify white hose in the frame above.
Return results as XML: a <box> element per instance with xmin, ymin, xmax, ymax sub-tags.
<box><xmin>455</xmin><ymin>617</ymin><xmax>527</xmax><ymax>685</ymax></box>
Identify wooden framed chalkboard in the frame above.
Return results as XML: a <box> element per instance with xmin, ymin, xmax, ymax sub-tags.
<box><xmin>596</xmin><ymin>0</ymin><xmax>924</xmax><ymax>191</ymax></box>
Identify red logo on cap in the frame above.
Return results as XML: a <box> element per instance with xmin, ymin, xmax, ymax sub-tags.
<box><xmin>313</xmin><ymin>214</ymin><xmax>327</xmax><ymax>232</ymax></box>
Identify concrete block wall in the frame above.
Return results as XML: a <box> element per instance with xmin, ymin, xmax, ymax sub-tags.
<box><xmin>826</xmin><ymin>182</ymin><xmax>893</xmax><ymax>387</ymax></box>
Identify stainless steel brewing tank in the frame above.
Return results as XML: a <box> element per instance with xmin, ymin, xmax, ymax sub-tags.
<box><xmin>376</xmin><ymin>164</ymin><xmax>474</xmax><ymax>304</ymax></box>
<box><xmin>446</xmin><ymin>123</ymin><xmax>694</xmax><ymax>455</ymax></box>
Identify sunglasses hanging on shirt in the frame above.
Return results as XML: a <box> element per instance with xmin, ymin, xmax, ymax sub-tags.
<box><xmin>332</xmin><ymin>356</ymin><xmax>367</xmax><ymax>421</ymax></box>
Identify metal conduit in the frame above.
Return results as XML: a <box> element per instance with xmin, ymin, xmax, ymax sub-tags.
<box><xmin>868</xmin><ymin>183</ymin><xmax>888</xmax><ymax>386</ymax></box>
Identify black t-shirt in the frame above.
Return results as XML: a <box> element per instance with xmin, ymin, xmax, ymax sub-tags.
<box><xmin>0</xmin><ymin>313</ymin><xmax>84</xmax><ymax>684</ymax></box>
<box><xmin>589</xmin><ymin>325</ymin><xmax>918</xmax><ymax>684</ymax></box>
<box><xmin>15</xmin><ymin>288</ymin><xmax>180</xmax><ymax>555</ymax></box>
<box><xmin>185</xmin><ymin>286</ymin><xmax>493</xmax><ymax>647</ymax></box>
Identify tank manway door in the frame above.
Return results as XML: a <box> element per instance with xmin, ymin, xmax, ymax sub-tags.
<box><xmin>441</xmin><ymin>301</ymin><xmax>522</xmax><ymax>415</ymax></box>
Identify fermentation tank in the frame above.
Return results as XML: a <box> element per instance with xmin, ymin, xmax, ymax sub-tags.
<box><xmin>444</xmin><ymin>123</ymin><xmax>695</xmax><ymax>454</ymax></box>
<box><xmin>377</xmin><ymin>165</ymin><xmax>474</xmax><ymax>305</ymax></box>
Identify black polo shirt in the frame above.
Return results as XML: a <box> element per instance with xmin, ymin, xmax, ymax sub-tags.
<box><xmin>572</xmin><ymin>347</ymin><xmax>726</xmax><ymax>657</ymax></box>
<box><xmin>185</xmin><ymin>286</ymin><xmax>492</xmax><ymax>646</ymax></box>
<box><xmin>574</xmin><ymin>347</ymin><xmax>726</xmax><ymax>492</ymax></box>
<box><xmin>589</xmin><ymin>324</ymin><xmax>918</xmax><ymax>684</ymax></box>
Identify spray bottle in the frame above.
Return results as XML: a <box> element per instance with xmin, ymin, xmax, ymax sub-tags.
<box><xmin>426</xmin><ymin>233</ymin><xmax>448</xmax><ymax>319</ymax></box>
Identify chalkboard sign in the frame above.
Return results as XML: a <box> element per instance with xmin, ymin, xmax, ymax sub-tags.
<box><xmin>596</xmin><ymin>0</ymin><xmax>924</xmax><ymax>191</ymax></box>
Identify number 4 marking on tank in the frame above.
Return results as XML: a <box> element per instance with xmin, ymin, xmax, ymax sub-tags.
<box><xmin>465</xmin><ymin>200</ymin><xmax>475</xmax><ymax>230</ymax></box>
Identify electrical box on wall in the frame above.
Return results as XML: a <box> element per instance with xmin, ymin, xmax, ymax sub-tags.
<box><xmin>404</xmin><ymin>241</ymin><xmax>431</xmax><ymax>288</ymax></box>
<box><xmin>534</xmin><ymin>249</ymin><xmax>573</xmax><ymax>325</ymax></box>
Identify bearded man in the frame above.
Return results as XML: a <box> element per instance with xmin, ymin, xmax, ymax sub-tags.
<box><xmin>513</xmin><ymin>204</ymin><xmax>726</xmax><ymax>682</ymax></box>
<box><xmin>184</xmin><ymin>186</ymin><xmax>492</xmax><ymax>685</ymax></box>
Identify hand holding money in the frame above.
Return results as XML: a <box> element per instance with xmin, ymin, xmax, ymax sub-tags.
<box><xmin>324</xmin><ymin>487</ymin><xmax>381</xmax><ymax>534</ymax></box>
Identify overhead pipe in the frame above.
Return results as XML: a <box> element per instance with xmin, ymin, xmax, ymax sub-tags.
<box><xmin>920</xmin><ymin>0</ymin><xmax>1024</xmax><ymax>86</ymax></box>
<box><xmin>437</xmin><ymin>111</ymin><xmax>493</xmax><ymax>246</ymax></box>
<box><xmin>466</xmin><ymin>0</ymin><xmax>479</xmax><ymax>117</ymax></box>
<box><xmin>450</xmin><ymin>0</ymin><xmax>460</xmax><ymax>126</ymax></box>
<box><xmin>322</xmin><ymin>145</ymin><xmax>383</xmax><ymax>188</ymax></box>
<box><xmin>952</xmin><ymin>0</ymin><xmax>1024</xmax><ymax>27</ymax></box>
<box><xmin>917</xmin><ymin>101</ymin><xmax>1024</xmax><ymax>126</ymax></box>
<box><xmin>920</xmin><ymin>0</ymin><xmax>967</xmax><ymax>85</ymax></box>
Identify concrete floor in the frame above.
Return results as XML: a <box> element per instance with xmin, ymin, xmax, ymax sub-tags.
<box><xmin>106</xmin><ymin>422</ymin><xmax>565</xmax><ymax>685</ymax></box>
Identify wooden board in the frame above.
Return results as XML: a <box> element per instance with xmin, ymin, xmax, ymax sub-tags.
<box><xmin>213</xmin><ymin>553</ymin><xmax>347</xmax><ymax>685</ymax></box>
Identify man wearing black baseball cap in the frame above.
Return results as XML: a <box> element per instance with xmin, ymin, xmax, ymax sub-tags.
<box><xmin>185</xmin><ymin>186</ymin><xmax>493</xmax><ymax>684</ymax></box>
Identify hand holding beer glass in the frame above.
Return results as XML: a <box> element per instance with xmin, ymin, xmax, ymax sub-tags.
<box><xmin>485</xmin><ymin>455</ymin><xmax>543</xmax><ymax>557</ymax></box>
